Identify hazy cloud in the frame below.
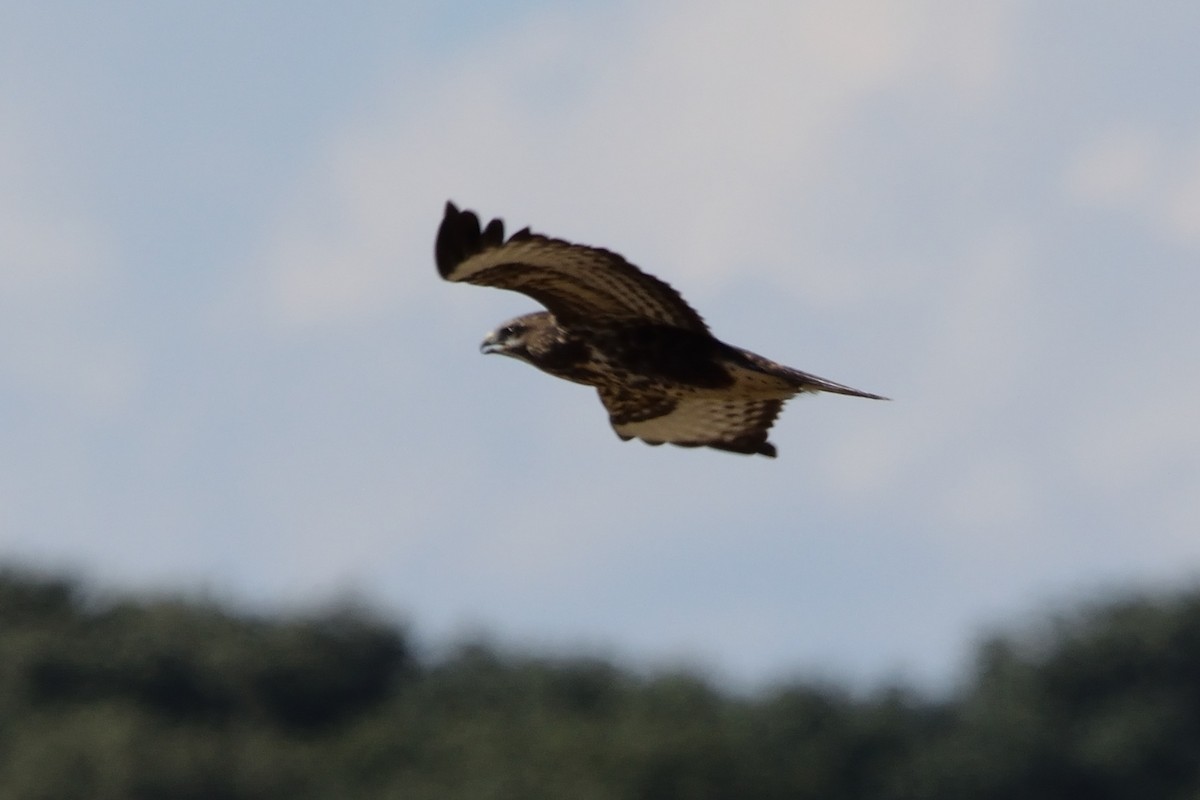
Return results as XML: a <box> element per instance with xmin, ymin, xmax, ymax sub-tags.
<box><xmin>2</xmin><ymin>1</ymin><xmax>1198</xmax><ymax>689</ymax></box>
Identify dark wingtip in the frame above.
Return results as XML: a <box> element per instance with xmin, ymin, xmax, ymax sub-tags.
<box><xmin>758</xmin><ymin>442</ymin><xmax>778</xmax><ymax>458</ymax></box>
<box><xmin>481</xmin><ymin>218</ymin><xmax>504</xmax><ymax>248</ymax></box>
<box><xmin>435</xmin><ymin>201</ymin><xmax>506</xmax><ymax>279</ymax></box>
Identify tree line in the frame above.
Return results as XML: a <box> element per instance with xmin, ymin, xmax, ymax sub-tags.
<box><xmin>1</xmin><ymin>567</ymin><xmax>1198</xmax><ymax>799</ymax></box>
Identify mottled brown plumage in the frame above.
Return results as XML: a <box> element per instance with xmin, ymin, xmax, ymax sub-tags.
<box><xmin>436</xmin><ymin>202</ymin><xmax>886</xmax><ymax>457</ymax></box>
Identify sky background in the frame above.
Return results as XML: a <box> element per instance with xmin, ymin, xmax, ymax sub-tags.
<box><xmin>3</xmin><ymin>1</ymin><xmax>1198</xmax><ymax>692</ymax></box>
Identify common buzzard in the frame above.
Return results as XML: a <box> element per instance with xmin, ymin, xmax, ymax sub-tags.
<box><xmin>436</xmin><ymin>202</ymin><xmax>886</xmax><ymax>458</ymax></box>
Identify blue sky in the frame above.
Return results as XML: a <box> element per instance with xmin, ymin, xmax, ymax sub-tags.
<box><xmin>3</xmin><ymin>1</ymin><xmax>1198</xmax><ymax>690</ymax></box>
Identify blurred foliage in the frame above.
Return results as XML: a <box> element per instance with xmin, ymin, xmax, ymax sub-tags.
<box><xmin>1</xmin><ymin>567</ymin><xmax>1199</xmax><ymax>799</ymax></box>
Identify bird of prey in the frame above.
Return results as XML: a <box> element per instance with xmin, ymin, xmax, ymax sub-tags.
<box><xmin>435</xmin><ymin>202</ymin><xmax>886</xmax><ymax>458</ymax></box>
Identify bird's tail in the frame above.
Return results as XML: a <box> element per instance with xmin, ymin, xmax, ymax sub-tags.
<box><xmin>785</xmin><ymin>367</ymin><xmax>889</xmax><ymax>400</ymax></box>
<box><xmin>730</xmin><ymin>345</ymin><xmax>889</xmax><ymax>400</ymax></box>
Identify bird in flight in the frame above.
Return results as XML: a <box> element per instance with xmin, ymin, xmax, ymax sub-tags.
<box><xmin>435</xmin><ymin>202</ymin><xmax>886</xmax><ymax>458</ymax></box>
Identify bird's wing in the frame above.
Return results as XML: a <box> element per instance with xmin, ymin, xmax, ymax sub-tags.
<box><xmin>436</xmin><ymin>202</ymin><xmax>709</xmax><ymax>332</ymax></box>
<box><xmin>598</xmin><ymin>385</ymin><xmax>783</xmax><ymax>458</ymax></box>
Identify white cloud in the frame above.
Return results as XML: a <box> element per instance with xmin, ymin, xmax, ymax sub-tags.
<box><xmin>1063</xmin><ymin>124</ymin><xmax>1200</xmax><ymax>250</ymax></box>
<box><xmin>10</xmin><ymin>0</ymin><xmax>1200</xmax><ymax>689</ymax></box>
<box><xmin>825</xmin><ymin>222</ymin><xmax>1038</xmax><ymax>497</ymax></box>
<box><xmin>1063</xmin><ymin>127</ymin><xmax>1160</xmax><ymax>209</ymax></box>
<box><xmin>121</xmin><ymin>1</ymin><xmax>1200</xmax><ymax>690</ymax></box>
<box><xmin>1163</xmin><ymin>144</ymin><xmax>1200</xmax><ymax>246</ymax></box>
<box><xmin>247</xmin><ymin>0</ymin><xmax>1019</xmax><ymax>330</ymax></box>
<box><xmin>0</xmin><ymin>128</ymin><xmax>137</xmax><ymax>417</ymax></box>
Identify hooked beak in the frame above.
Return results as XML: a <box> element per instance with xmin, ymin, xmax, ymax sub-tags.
<box><xmin>480</xmin><ymin>331</ymin><xmax>503</xmax><ymax>355</ymax></box>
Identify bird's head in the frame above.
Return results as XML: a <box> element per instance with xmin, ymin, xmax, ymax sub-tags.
<box><xmin>480</xmin><ymin>312</ymin><xmax>554</xmax><ymax>365</ymax></box>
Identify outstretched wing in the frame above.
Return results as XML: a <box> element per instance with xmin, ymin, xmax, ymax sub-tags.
<box><xmin>435</xmin><ymin>202</ymin><xmax>708</xmax><ymax>332</ymax></box>
<box><xmin>598</xmin><ymin>385</ymin><xmax>783</xmax><ymax>458</ymax></box>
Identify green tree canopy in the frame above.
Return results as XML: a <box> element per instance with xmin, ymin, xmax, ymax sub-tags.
<box><xmin>1</xmin><ymin>567</ymin><xmax>1198</xmax><ymax>799</ymax></box>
